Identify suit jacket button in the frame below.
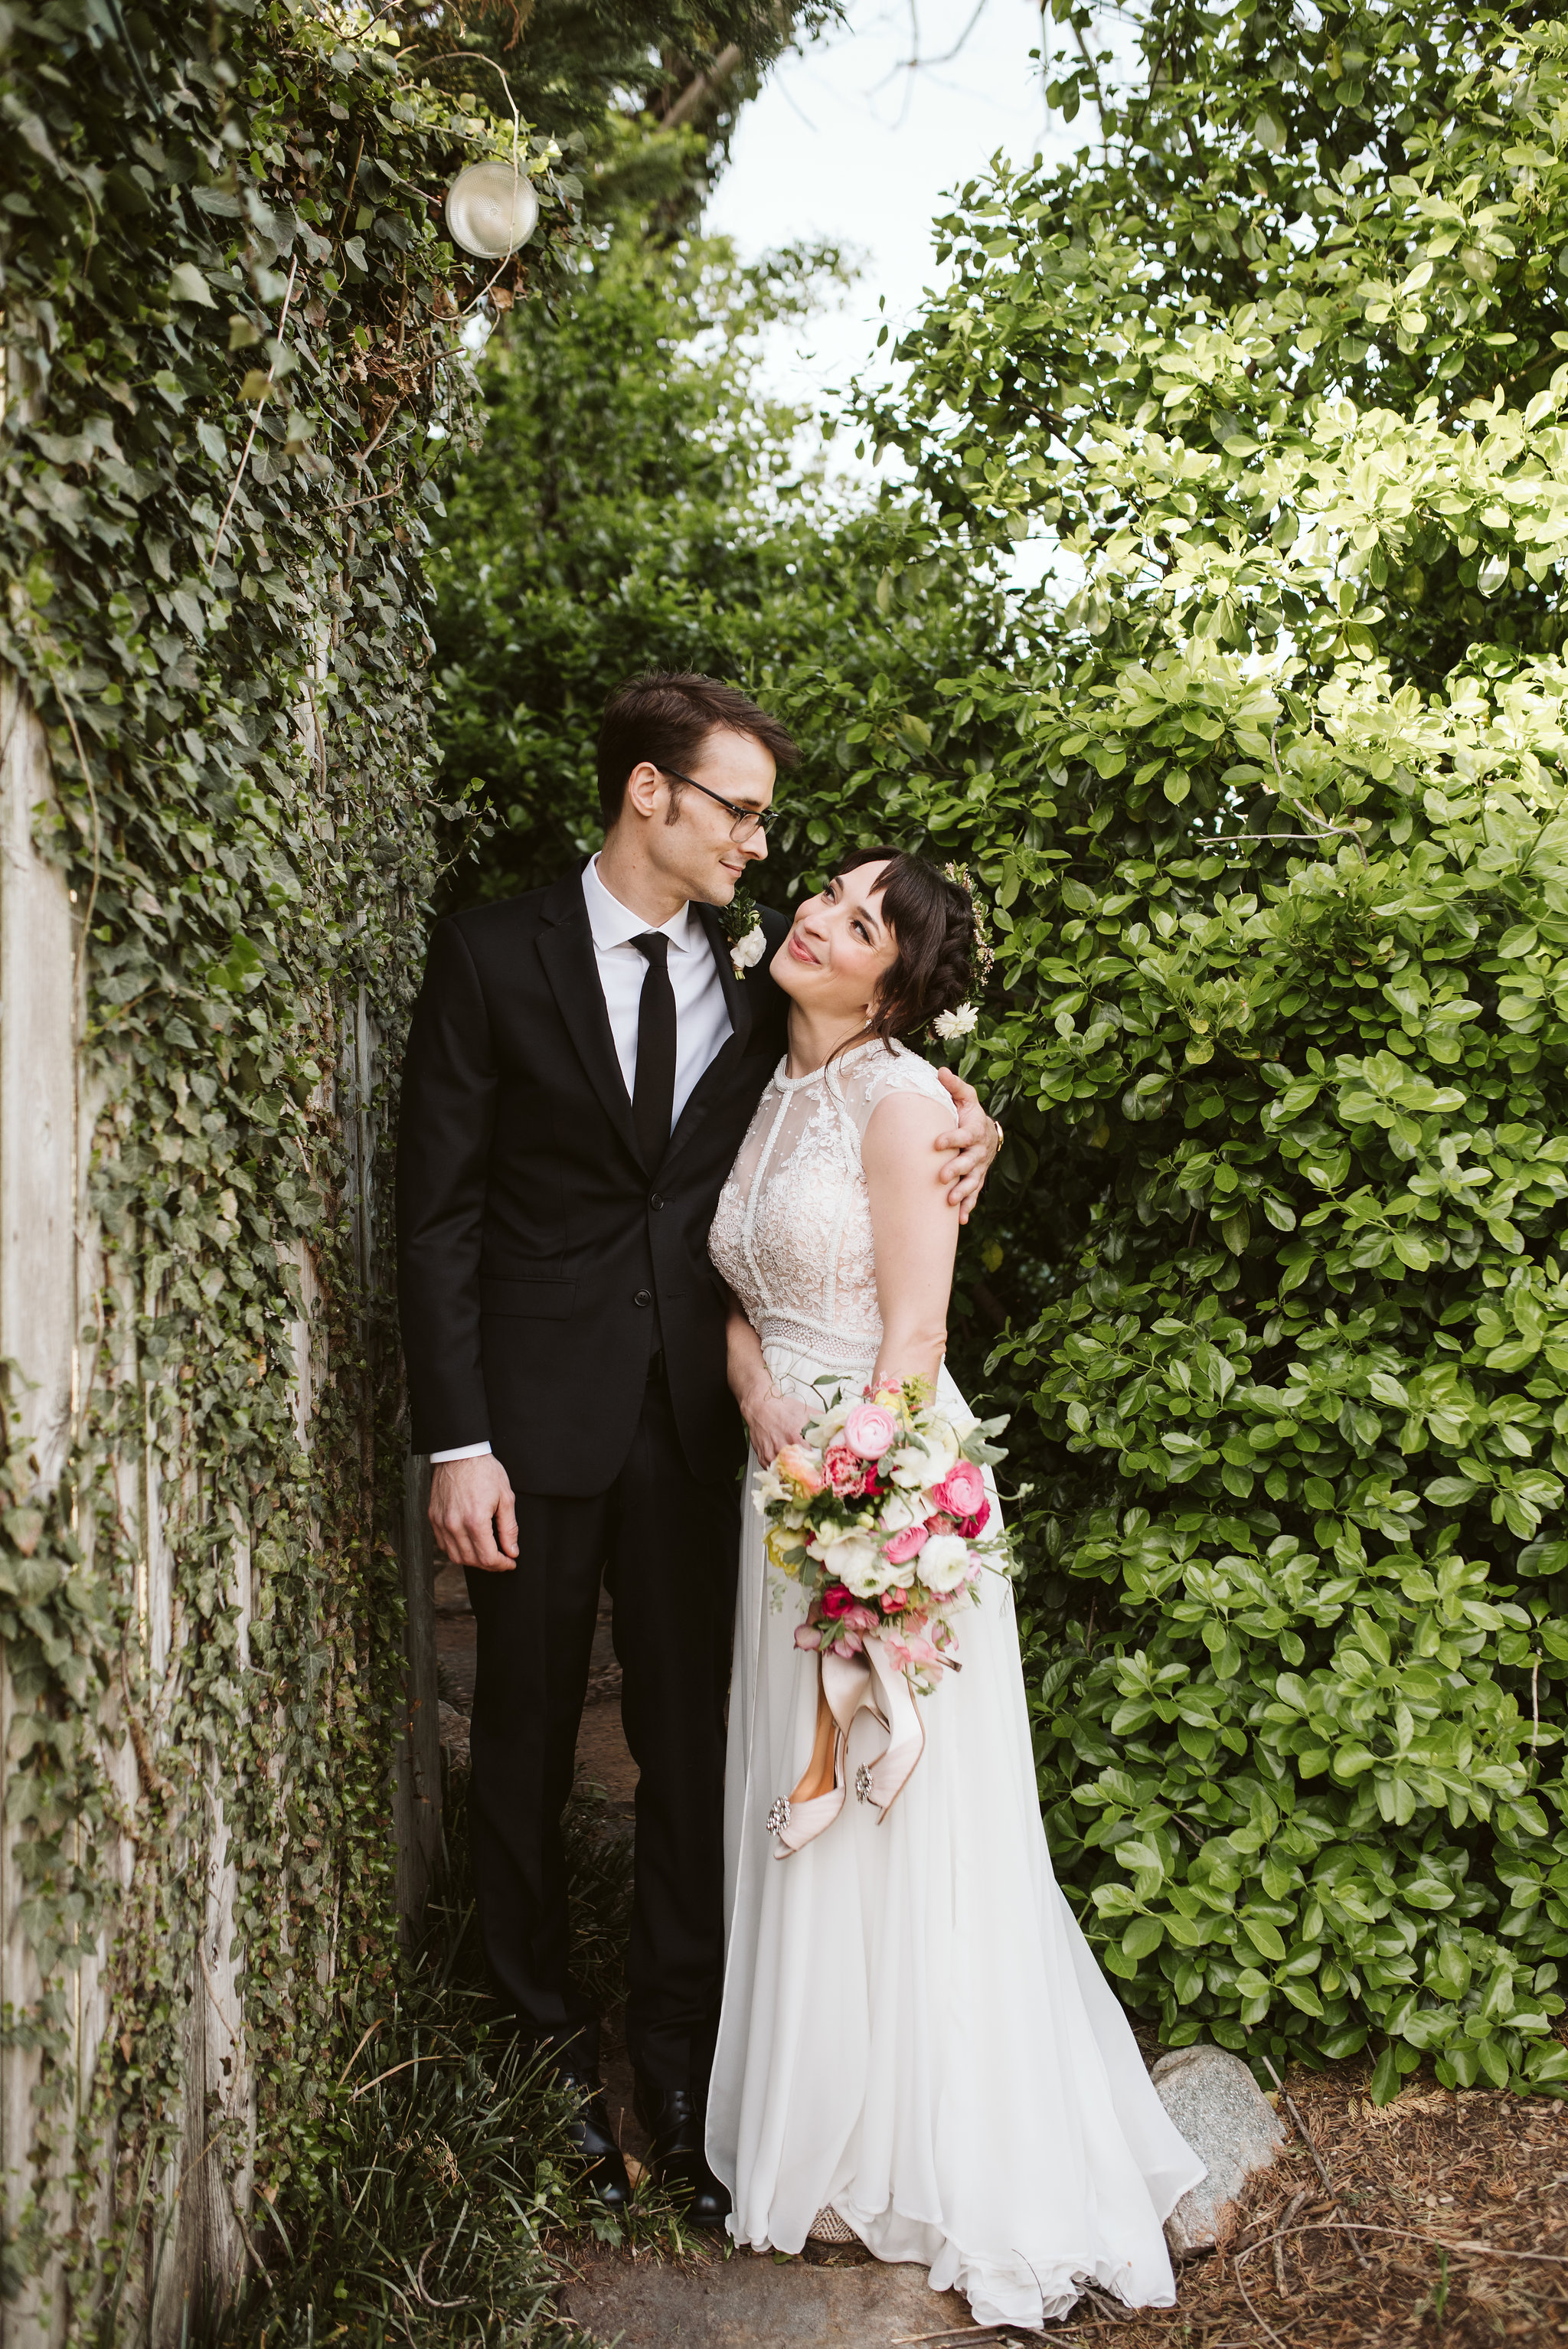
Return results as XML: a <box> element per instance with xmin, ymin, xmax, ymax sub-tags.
<box><xmin>633</xmin><ymin>1289</ymin><xmax>652</xmax><ymax>1308</ymax></box>
<box><xmin>649</xmin><ymin>1194</ymin><xmax>664</xmax><ymax>1210</ymax></box>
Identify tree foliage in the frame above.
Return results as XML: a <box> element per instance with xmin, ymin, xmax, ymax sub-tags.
<box><xmin>430</xmin><ymin>230</ymin><xmax>1017</xmax><ymax>903</ymax></box>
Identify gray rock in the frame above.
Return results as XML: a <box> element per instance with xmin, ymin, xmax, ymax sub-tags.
<box><xmin>1152</xmin><ymin>2044</ymin><xmax>1287</xmax><ymax>2255</ymax></box>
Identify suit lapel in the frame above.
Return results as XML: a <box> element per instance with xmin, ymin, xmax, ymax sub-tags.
<box><xmin>660</xmin><ymin>906</ymin><xmax>773</xmax><ymax>1176</ymax></box>
<box><xmin>537</xmin><ymin>871</ymin><xmax>643</xmax><ymax>1168</ymax></box>
<box><xmin>698</xmin><ymin>901</ymin><xmax>753</xmax><ymax>1054</ymax></box>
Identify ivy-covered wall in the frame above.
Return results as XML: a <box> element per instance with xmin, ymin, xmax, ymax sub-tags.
<box><xmin>0</xmin><ymin>0</ymin><xmax>561</xmax><ymax>2330</ymax></box>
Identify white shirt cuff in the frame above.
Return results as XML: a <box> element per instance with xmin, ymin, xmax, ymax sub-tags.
<box><xmin>429</xmin><ymin>1440</ymin><xmax>493</xmax><ymax>1463</ymax></box>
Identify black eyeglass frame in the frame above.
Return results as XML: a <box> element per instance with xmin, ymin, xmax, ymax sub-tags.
<box><xmin>654</xmin><ymin>763</ymin><xmax>771</xmax><ymax>843</ymax></box>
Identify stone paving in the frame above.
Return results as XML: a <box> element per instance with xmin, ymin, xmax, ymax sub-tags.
<box><xmin>561</xmin><ymin>2246</ymin><xmax>976</xmax><ymax>2347</ymax></box>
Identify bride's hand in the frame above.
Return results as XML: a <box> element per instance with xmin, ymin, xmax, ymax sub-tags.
<box><xmin>740</xmin><ymin>1380</ymin><xmax>808</xmax><ymax>1468</ymax></box>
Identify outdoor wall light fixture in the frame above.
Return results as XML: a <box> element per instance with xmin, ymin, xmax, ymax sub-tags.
<box><xmin>444</xmin><ymin>161</ymin><xmax>539</xmax><ymax>259</ymax></box>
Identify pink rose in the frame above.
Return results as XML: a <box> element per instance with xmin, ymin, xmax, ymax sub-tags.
<box><xmin>776</xmin><ymin>1443</ymin><xmax>825</xmax><ymax>1497</ymax></box>
<box><xmin>841</xmin><ymin>1602</ymin><xmax>879</xmax><ymax>1634</ymax></box>
<box><xmin>825</xmin><ymin>1442</ymin><xmax>869</xmax><ymax>1497</ymax></box>
<box><xmin>883</xmin><ymin>1521</ymin><xmax>929</xmax><ymax>1567</ymax></box>
<box><xmin>880</xmin><ymin>1586</ymin><xmax>909</xmax><ymax>1615</ymax></box>
<box><xmin>932</xmin><ymin>1461</ymin><xmax>987</xmax><ymax>1521</ymax></box>
<box><xmin>844</xmin><ymin>1401</ymin><xmax>898</xmax><ymax>1460</ymax></box>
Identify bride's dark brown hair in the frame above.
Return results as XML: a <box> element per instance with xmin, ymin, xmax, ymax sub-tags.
<box><xmin>829</xmin><ymin>846</ymin><xmax>978</xmax><ymax>1045</ymax></box>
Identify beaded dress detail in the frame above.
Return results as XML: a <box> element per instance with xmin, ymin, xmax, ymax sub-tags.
<box><xmin>709</xmin><ymin>1038</ymin><xmax>945</xmax><ymax>1378</ymax></box>
<box><xmin>704</xmin><ymin>1040</ymin><xmax>1204</xmax><ymax>2328</ymax></box>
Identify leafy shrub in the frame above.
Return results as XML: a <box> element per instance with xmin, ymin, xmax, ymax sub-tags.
<box><xmin>836</xmin><ymin>0</ymin><xmax>1568</xmax><ymax>2097</ymax></box>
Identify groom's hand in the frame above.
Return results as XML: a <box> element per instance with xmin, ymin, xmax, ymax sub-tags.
<box><xmin>933</xmin><ymin>1068</ymin><xmax>1003</xmax><ymax>1225</ymax></box>
<box><xmin>430</xmin><ymin>1454</ymin><xmax>519</xmax><ymax>1572</ymax></box>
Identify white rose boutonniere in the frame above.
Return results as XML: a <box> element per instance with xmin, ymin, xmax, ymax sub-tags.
<box><xmin>720</xmin><ymin>884</ymin><xmax>767</xmax><ymax>979</ymax></box>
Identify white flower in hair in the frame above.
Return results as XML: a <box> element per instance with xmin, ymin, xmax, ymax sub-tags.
<box><xmin>933</xmin><ymin>1001</ymin><xmax>978</xmax><ymax>1040</ymax></box>
<box><xmin>730</xmin><ymin>924</ymin><xmax>766</xmax><ymax>977</ymax></box>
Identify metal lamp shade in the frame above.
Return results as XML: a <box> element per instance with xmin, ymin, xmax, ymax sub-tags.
<box><xmin>444</xmin><ymin>161</ymin><xmax>539</xmax><ymax>259</ymax></box>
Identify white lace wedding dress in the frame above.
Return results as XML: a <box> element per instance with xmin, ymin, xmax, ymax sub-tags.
<box><xmin>706</xmin><ymin>1039</ymin><xmax>1204</xmax><ymax>2328</ymax></box>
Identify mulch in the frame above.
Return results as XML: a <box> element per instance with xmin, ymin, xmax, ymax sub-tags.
<box><xmin>802</xmin><ymin>2060</ymin><xmax>1568</xmax><ymax>2347</ymax></box>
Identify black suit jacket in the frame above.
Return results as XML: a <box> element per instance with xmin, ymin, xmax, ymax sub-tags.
<box><xmin>396</xmin><ymin>869</ymin><xmax>789</xmax><ymax>1495</ymax></box>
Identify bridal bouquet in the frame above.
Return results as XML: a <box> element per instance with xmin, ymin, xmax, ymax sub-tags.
<box><xmin>753</xmin><ymin>1380</ymin><xmax>1011</xmax><ymax>1694</ymax></box>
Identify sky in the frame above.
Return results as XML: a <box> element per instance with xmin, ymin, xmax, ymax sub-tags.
<box><xmin>705</xmin><ymin>0</ymin><xmax>1081</xmax><ymax>423</ymax></box>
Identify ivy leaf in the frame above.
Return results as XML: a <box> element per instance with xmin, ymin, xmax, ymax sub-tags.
<box><xmin>168</xmin><ymin>262</ymin><xmax>215</xmax><ymax>307</ymax></box>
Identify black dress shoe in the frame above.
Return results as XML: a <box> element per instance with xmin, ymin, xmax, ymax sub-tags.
<box><xmin>634</xmin><ymin>2080</ymin><xmax>731</xmax><ymax>2227</ymax></box>
<box><xmin>554</xmin><ymin>2064</ymin><xmax>631</xmax><ymax>2211</ymax></box>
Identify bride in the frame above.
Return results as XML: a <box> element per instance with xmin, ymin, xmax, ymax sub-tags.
<box><xmin>705</xmin><ymin>848</ymin><xmax>1204</xmax><ymax>2328</ymax></box>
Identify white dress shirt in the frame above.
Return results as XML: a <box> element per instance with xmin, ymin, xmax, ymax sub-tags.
<box><xmin>430</xmin><ymin>858</ymin><xmax>735</xmax><ymax>1462</ymax></box>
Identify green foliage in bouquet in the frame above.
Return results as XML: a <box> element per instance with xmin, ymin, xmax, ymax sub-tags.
<box><xmin>842</xmin><ymin>0</ymin><xmax>1568</xmax><ymax>2099</ymax></box>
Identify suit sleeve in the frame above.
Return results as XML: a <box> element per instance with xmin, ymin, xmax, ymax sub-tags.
<box><xmin>397</xmin><ymin>918</ymin><xmax>498</xmax><ymax>1453</ymax></box>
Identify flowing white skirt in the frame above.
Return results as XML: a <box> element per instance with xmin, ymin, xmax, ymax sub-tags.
<box><xmin>706</xmin><ymin>1356</ymin><xmax>1206</xmax><ymax>2328</ymax></box>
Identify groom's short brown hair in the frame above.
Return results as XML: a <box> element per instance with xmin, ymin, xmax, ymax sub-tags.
<box><xmin>596</xmin><ymin>672</ymin><xmax>799</xmax><ymax>826</ymax></box>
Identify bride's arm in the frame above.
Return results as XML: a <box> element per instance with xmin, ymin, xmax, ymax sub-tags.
<box><xmin>863</xmin><ymin>1093</ymin><xmax>964</xmax><ymax>1393</ymax></box>
<box><xmin>724</xmin><ymin>1289</ymin><xmax>808</xmax><ymax>1465</ymax></box>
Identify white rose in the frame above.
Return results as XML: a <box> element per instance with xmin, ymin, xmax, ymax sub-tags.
<box><xmin>890</xmin><ymin>1428</ymin><xmax>959</xmax><ymax>1488</ymax></box>
<box><xmin>731</xmin><ymin>924</ymin><xmax>766</xmax><ymax>974</ymax></box>
<box><xmin>829</xmin><ymin>1534</ymin><xmax>897</xmax><ymax>1598</ymax></box>
<box><xmin>879</xmin><ymin>1488</ymin><xmax>926</xmax><ymax>1535</ymax></box>
<box><xmin>917</xmin><ymin>1534</ymin><xmax>973</xmax><ymax>1595</ymax></box>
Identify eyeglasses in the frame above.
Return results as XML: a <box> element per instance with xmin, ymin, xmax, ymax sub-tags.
<box><xmin>655</xmin><ymin>765</ymin><xmax>771</xmax><ymax>844</ymax></box>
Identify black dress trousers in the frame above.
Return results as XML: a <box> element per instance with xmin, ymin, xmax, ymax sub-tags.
<box><xmin>466</xmin><ymin>1364</ymin><xmax>740</xmax><ymax>2090</ymax></box>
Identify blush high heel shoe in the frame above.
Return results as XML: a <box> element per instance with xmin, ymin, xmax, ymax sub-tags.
<box><xmin>766</xmin><ymin>1720</ymin><xmax>848</xmax><ymax>1854</ymax></box>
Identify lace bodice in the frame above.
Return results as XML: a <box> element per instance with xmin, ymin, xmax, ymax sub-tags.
<box><xmin>708</xmin><ymin>1038</ymin><xmax>952</xmax><ymax>1375</ymax></box>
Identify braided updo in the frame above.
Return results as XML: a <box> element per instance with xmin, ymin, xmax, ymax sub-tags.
<box><xmin>830</xmin><ymin>845</ymin><xmax>978</xmax><ymax>1045</ymax></box>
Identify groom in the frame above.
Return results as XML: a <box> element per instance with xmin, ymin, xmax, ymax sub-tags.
<box><xmin>397</xmin><ymin>673</ymin><xmax>998</xmax><ymax>2220</ymax></box>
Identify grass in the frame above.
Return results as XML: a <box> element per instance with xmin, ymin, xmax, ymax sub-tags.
<box><xmin>202</xmin><ymin>1779</ymin><xmax>693</xmax><ymax>2347</ymax></box>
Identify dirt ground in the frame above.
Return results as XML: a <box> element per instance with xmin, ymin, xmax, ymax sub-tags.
<box><xmin>434</xmin><ymin>1568</ymin><xmax>1568</xmax><ymax>2344</ymax></box>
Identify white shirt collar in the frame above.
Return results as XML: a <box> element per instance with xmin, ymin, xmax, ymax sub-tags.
<box><xmin>583</xmin><ymin>855</ymin><xmax>703</xmax><ymax>956</ymax></box>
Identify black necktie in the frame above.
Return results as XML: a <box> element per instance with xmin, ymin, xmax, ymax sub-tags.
<box><xmin>631</xmin><ymin>932</ymin><xmax>676</xmax><ymax>1169</ymax></box>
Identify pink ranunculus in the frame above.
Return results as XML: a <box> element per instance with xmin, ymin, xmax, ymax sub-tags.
<box><xmin>820</xmin><ymin>1582</ymin><xmax>854</xmax><ymax>1618</ymax></box>
<box><xmin>956</xmin><ymin>1497</ymin><xmax>990</xmax><ymax>1538</ymax></box>
<box><xmin>825</xmin><ymin>1442</ymin><xmax>869</xmax><ymax>1497</ymax></box>
<box><xmin>880</xmin><ymin>1586</ymin><xmax>909</xmax><ymax>1615</ymax></box>
<box><xmin>841</xmin><ymin>1602</ymin><xmax>880</xmax><ymax>1633</ymax></box>
<box><xmin>844</xmin><ymin>1401</ymin><xmax>899</xmax><ymax>1460</ymax></box>
<box><xmin>932</xmin><ymin>1460</ymin><xmax>987</xmax><ymax>1521</ymax></box>
<box><xmin>923</xmin><ymin>1512</ymin><xmax>956</xmax><ymax>1539</ymax></box>
<box><xmin>794</xmin><ymin>1622</ymin><xmax>822</xmax><ymax>1650</ymax></box>
<box><xmin>776</xmin><ymin>1442</ymin><xmax>825</xmax><ymax>1497</ymax></box>
<box><xmin>883</xmin><ymin>1521</ymin><xmax>929</xmax><ymax>1567</ymax></box>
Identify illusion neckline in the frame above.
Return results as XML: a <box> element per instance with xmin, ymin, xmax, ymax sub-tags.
<box><xmin>773</xmin><ymin>1037</ymin><xmax>895</xmax><ymax>1093</ymax></box>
